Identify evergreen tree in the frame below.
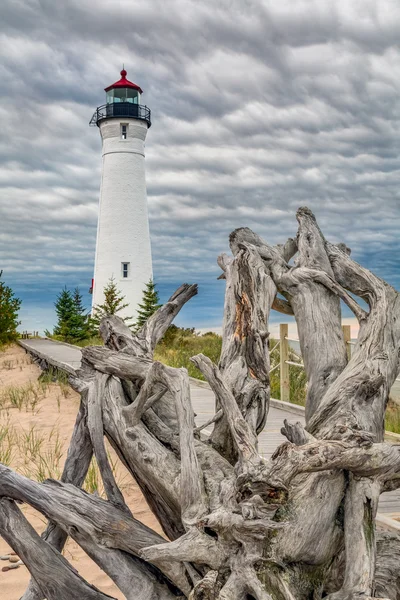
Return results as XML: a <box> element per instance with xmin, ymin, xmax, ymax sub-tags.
<box><xmin>53</xmin><ymin>287</ymin><xmax>75</xmax><ymax>340</ymax></box>
<box><xmin>135</xmin><ymin>279</ymin><xmax>162</xmax><ymax>330</ymax></box>
<box><xmin>52</xmin><ymin>286</ymin><xmax>90</xmax><ymax>342</ymax></box>
<box><xmin>68</xmin><ymin>287</ymin><xmax>90</xmax><ymax>341</ymax></box>
<box><xmin>73</xmin><ymin>287</ymin><xmax>85</xmax><ymax>315</ymax></box>
<box><xmin>90</xmin><ymin>277</ymin><xmax>132</xmax><ymax>333</ymax></box>
<box><xmin>0</xmin><ymin>271</ymin><xmax>21</xmax><ymax>344</ymax></box>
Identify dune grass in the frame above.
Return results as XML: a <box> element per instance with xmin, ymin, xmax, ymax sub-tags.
<box><xmin>39</xmin><ymin>366</ymin><xmax>71</xmax><ymax>400</ymax></box>
<box><xmin>0</xmin><ymin>422</ymin><xmax>15</xmax><ymax>466</ymax></box>
<box><xmin>155</xmin><ymin>329</ymin><xmax>222</xmax><ymax>380</ymax></box>
<box><xmin>84</xmin><ymin>455</ymin><xmax>128</xmax><ymax>497</ymax></box>
<box><xmin>154</xmin><ymin>330</ymin><xmax>308</xmax><ymax>406</ymax></box>
<box><xmin>0</xmin><ymin>422</ymin><xmax>63</xmax><ymax>480</ymax></box>
<box><xmin>0</xmin><ymin>394</ymin><xmax>125</xmax><ymax>488</ymax></box>
<box><xmin>73</xmin><ymin>336</ymin><xmax>103</xmax><ymax>348</ymax></box>
<box><xmin>268</xmin><ymin>339</ymin><xmax>307</xmax><ymax>406</ymax></box>
<box><xmin>0</xmin><ymin>355</ymin><xmax>33</xmax><ymax>371</ymax></box>
<box><xmin>385</xmin><ymin>401</ymin><xmax>400</xmax><ymax>435</ymax></box>
<box><xmin>20</xmin><ymin>427</ymin><xmax>64</xmax><ymax>481</ymax></box>
<box><xmin>0</xmin><ymin>382</ymin><xmax>44</xmax><ymax>413</ymax></box>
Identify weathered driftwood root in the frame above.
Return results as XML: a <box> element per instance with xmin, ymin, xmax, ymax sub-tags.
<box><xmin>1</xmin><ymin>210</ymin><xmax>400</xmax><ymax>600</ymax></box>
<box><xmin>375</xmin><ymin>531</ymin><xmax>400</xmax><ymax>600</ymax></box>
<box><xmin>211</xmin><ymin>245</ymin><xmax>273</xmax><ymax>463</ymax></box>
<box><xmin>21</xmin><ymin>398</ymin><xmax>94</xmax><ymax>600</ymax></box>
<box><xmin>0</xmin><ymin>464</ymin><xmax>187</xmax><ymax>593</ymax></box>
<box><xmin>0</xmin><ymin>498</ymin><xmax>117</xmax><ymax>600</ymax></box>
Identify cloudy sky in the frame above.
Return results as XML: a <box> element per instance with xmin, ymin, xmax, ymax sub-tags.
<box><xmin>1</xmin><ymin>0</ymin><xmax>400</xmax><ymax>336</ymax></box>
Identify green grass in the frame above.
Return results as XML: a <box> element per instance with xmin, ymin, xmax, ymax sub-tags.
<box><xmin>39</xmin><ymin>366</ymin><xmax>69</xmax><ymax>386</ymax></box>
<box><xmin>0</xmin><ymin>374</ymin><xmax>71</xmax><ymax>415</ymax></box>
<box><xmin>154</xmin><ymin>330</ymin><xmax>222</xmax><ymax>380</ymax></box>
<box><xmin>84</xmin><ymin>455</ymin><xmax>128</xmax><ymax>497</ymax></box>
<box><xmin>269</xmin><ymin>339</ymin><xmax>307</xmax><ymax>406</ymax></box>
<box><xmin>32</xmin><ymin>435</ymin><xmax>63</xmax><ymax>481</ymax></box>
<box><xmin>39</xmin><ymin>367</ymin><xmax>71</xmax><ymax>400</ymax></box>
<box><xmin>73</xmin><ymin>336</ymin><xmax>103</xmax><ymax>348</ymax></box>
<box><xmin>45</xmin><ymin>333</ymin><xmax>103</xmax><ymax>348</ymax></box>
<box><xmin>0</xmin><ymin>382</ymin><xmax>42</xmax><ymax>412</ymax></box>
<box><xmin>0</xmin><ymin>423</ymin><xmax>64</xmax><ymax>478</ymax></box>
<box><xmin>84</xmin><ymin>458</ymin><xmax>102</xmax><ymax>494</ymax></box>
<box><xmin>0</xmin><ymin>422</ymin><xmax>15</xmax><ymax>465</ymax></box>
<box><xmin>385</xmin><ymin>401</ymin><xmax>400</xmax><ymax>435</ymax></box>
<box><xmin>20</xmin><ymin>426</ymin><xmax>64</xmax><ymax>481</ymax></box>
<box><xmin>154</xmin><ymin>330</ymin><xmax>308</xmax><ymax>405</ymax></box>
<box><xmin>21</xmin><ymin>426</ymin><xmax>45</xmax><ymax>458</ymax></box>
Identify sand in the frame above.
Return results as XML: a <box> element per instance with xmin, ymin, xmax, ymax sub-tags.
<box><xmin>0</xmin><ymin>343</ymin><xmax>162</xmax><ymax>599</ymax></box>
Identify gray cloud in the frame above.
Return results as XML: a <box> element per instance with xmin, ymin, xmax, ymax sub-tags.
<box><xmin>1</xmin><ymin>0</ymin><xmax>400</xmax><ymax>332</ymax></box>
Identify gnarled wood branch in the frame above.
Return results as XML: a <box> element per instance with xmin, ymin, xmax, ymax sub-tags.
<box><xmin>0</xmin><ymin>498</ymin><xmax>117</xmax><ymax>600</ymax></box>
<box><xmin>87</xmin><ymin>372</ymin><xmax>132</xmax><ymax>515</ymax></box>
<box><xmin>22</xmin><ymin>398</ymin><xmax>93</xmax><ymax>600</ymax></box>
<box><xmin>191</xmin><ymin>354</ymin><xmax>260</xmax><ymax>467</ymax></box>
<box><xmin>212</xmin><ymin>244</ymin><xmax>273</xmax><ymax>462</ymax></box>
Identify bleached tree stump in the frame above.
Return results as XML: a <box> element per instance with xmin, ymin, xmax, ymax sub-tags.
<box><xmin>1</xmin><ymin>209</ymin><xmax>400</xmax><ymax>600</ymax></box>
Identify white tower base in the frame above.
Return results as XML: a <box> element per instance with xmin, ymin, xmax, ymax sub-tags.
<box><xmin>92</xmin><ymin>118</ymin><xmax>152</xmax><ymax>323</ymax></box>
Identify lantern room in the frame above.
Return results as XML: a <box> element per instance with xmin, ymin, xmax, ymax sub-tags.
<box><xmin>90</xmin><ymin>68</ymin><xmax>151</xmax><ymax>128</ymax></box>
<box><xmin>105</xmin><ymin>69</ymin><xmax>143</xmax><ymax>104</ymax></box>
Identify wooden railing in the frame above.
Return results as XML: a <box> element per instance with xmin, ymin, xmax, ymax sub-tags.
<box><xmin>20</xmin><ymin>331</ymin><xmax>39</xmax><ymax>339</ymax></box>
<box><xmin>276</xmin><ymin>324</ymin><xmax>400</xmax><ymax>404</ymax></box>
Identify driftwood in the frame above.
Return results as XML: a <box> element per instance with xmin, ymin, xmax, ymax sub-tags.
<box><xmin>1</xmin><ymin>208</ymin><xmax>400</xmax><ymax>599</ymax></box>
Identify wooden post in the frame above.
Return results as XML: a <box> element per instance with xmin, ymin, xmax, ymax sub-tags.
<box><xmin>280</xmin><ymin>323</ymin><xmax>290</xmax><ymax>403</ymax></box>
<box><xmin>342</xmin><ymin>325</ymin><xmax>351</xmax><ymax>361</ymax></box>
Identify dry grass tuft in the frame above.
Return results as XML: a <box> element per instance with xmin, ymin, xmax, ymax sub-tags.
<box><xmin>385</xmin><ymin>401</ymin><xmax>400</xmax><ymax>435</ymax></box>
<box><xmin>83</xmin><ymin>455</ymin><xmax>128</xmax><ymax>498</ymax></box>
<box><xmin>0</xmin><ymin>422</ymin><xmax>16</xmax><ymax>465</ymax></box>
<box><xmin>0</xmin><ymin>382</ymin><xmax>44</xmax><ymax>413</ymax></box>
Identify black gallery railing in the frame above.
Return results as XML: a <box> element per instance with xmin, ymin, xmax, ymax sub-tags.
<box><xmin>89</xmin><ymin>103</ymin><xmax>151</xmax><ymax>127</ymax></box>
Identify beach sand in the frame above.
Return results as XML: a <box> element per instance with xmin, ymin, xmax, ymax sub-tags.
<box><xmin>0</xmin><ymin>343</ymin><xmax>162</xmax><ymax>599</ymax></box>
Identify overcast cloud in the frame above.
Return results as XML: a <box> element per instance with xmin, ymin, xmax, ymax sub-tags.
<box><xmin>1</xmin><ymin>0</ymin><xmax>400</xmax><ymax>333</ymax></box>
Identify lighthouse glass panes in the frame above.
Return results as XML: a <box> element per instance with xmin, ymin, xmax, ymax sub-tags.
<box><xmin>122</xmin><ymin>262</ymin><xmax>130</xmax><ymax>278</ymax></box>
<box><xmin>106</xmin><ymin>88</ymin><xmax>140</xmax><ymax>104</ymax></box>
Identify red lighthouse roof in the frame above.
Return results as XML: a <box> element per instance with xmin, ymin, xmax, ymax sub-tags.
<box><xmin>104</xmin><ymin>69</ymin><xmax>143</xmax><ymax>94</ymax></box>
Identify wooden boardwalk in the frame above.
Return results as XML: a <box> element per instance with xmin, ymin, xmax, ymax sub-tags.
<box><xmin>18</xmin><ymin>338</ymin><xmax>400</xmax><ymax>521</ymax></box>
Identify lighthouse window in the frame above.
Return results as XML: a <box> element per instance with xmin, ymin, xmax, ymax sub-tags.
<box><xmin>121</xmin><ymin>124</ymin><xmax>128</xmax><ymax>140</ymax></box>
<box><xmin>122</xmin><ymin>262</ymin><xmax>130</xmax><ymax>278</ymax></box>
<box><xmin>109</xmin><ymin>88</ymin><xmax>140</xmax><ymax>104</ymax></box>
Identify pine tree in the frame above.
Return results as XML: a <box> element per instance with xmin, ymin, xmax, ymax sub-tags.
<box><xmin>68</xmin><ymin>288</ymin><xmax>90</xmax><ymax>341</ymax></box>
<box><xmin>52</xmin><ymin>287</ymin><xmax>90</xmax><ymax>343</ymax></box>
<box><xmin>73</xmin><ymin>287</ymin><xmax>85</xmax><ymax>316</ymax></box>
<box><xmin>53</xmin><ymin>287</ymin><xmax>75</xmax><ymax>340</ymax></box>
<box><xmin>90</xmin><ymin>277</ymin><xmax>132</xmax><ymax>333</ymax></box>
<box><xmin>0</xmin><ymin>271</ymin><xmax>21</xmax><ymax>344</ymax></box>
<box><xmin>135</xmin><ymin>279</ymin><xmax>162</xmax><ymax>330</ymax></box>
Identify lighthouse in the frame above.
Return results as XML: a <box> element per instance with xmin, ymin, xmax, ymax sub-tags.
<box><xmin>90</xmin><ymin>69</ymin><xmax>153</xmax><ymax>321</ymax></box>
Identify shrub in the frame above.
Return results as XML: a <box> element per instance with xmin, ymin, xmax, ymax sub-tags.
<box><xmin>90</xmin><ymin>277</ymin><xmax>132</xmax><ymax>334</ymax></box>
<box><xmin>135</xmin><ymin>279</ymin><xmax>162</xmax><ymax>330</ymax></box>
<box><xmin>0</xmin><ymin>271</ymin><xmax>21</xmax><ymax>344</ymax></box>
<box><xmin>52</xmin><ymin>287</ymin><xmax>90</xmax><ymax>343</ymax></box>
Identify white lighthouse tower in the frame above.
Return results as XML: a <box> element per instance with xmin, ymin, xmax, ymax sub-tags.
<box><xmin>90</xmin><ymin>68</ymin><xmax>153</xmax><ymax>320</ymax></box>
